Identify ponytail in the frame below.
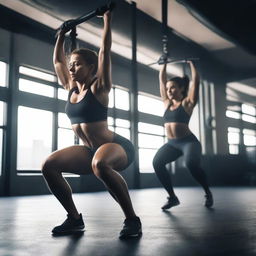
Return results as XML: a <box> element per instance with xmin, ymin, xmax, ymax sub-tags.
<box><xmin>168</xmin><ymin>75</ymin><xmax>190</xmax><ymax>98</ymax></box>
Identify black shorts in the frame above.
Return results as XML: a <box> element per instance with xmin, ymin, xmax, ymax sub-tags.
<box><xmin>112</xmin><ymin>133</ymin><xmax>135</xmax><ymax>167</ymax></box>
<box><xmin>86</xmin><ymin>133</ymin><xmax>135</xmax><ymax>168</ymax></box>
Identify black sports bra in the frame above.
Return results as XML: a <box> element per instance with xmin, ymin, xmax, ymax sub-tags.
<box><xmin>163</xmin><ymin>103</ymin><xmax>191</xmax><ymax>124</ymax></box>
<box><xmin>65</xmin><ymin>83</ymin><xmax>108</xmax><ymax>125</ymax></box>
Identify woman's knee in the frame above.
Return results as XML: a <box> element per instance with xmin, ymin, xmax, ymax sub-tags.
<box><xmin>184</xmin><ymin>159</ymin><xmax>201</xmax><ymax>173</ymax></box>
<box><xmin>41</xmin><ymin>156</ymin><xmax>58</xmax><ymax>176</ymax></box>
<box><xmin>91</xmin><ymin>158</ymin><xmax>110</xmax><ymax>178</ymax></box>
<box><xmin>184</xmin><ymin>160</ymin><xmax>195</xmax><ymax>170</ymax></box>
<box><xmin>152</xmin><ymin>154</ymin><xmax>164</xmax><ymax>170</ymax></box>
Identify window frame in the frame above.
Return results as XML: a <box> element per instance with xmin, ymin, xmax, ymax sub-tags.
<box><xmin>226</xmin><ymin>102</ymin><xmax>256</xmax><ymax>154</ymax></box>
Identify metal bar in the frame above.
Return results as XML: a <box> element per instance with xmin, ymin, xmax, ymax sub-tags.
<box><xmin>149</xmin><ymin>57</ymin><xmax>200</xmax><ymax>66</ymax></box>
<box><xmin>4</xmin><ymin>33</ymin><xmax>16</xmax><ymax>196</ymax></box>
<box><xmin>57</xmin><ymin>2</ymin><xmax>116</xmax><ymax>32</ymax></box>
<box><xmin>130</xmin><ymin>1</ymin><xmax>140</xmax><ymax>189</ymax></box>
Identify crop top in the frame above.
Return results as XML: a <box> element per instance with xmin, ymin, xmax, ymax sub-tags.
<box><xmin>163</xmin><ymin>103</ymin><xmax>190</xmax><ymax>124</ymax></box>
<box><xmin>65</xmin><ymin>85</ymin><xmax>108</xmax><ymax>125</ymax></box>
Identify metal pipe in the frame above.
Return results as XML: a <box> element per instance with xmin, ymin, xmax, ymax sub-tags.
<box><xmin>57</xmin><ymin>2</ymin><xmax>116</xmax><ymax>33</ymax></box>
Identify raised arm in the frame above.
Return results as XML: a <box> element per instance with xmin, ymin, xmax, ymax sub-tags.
<box><xmin>159</xmin><ymin>63</ymin><xmax>168</xmax><ymax>102</ymax></box>
<box><xmin>96</xmin><ymin>11</ymin><xmax>112</xmax><ymax>92</ymax></box>
<box><xmin>187</xmin><ymin>60</ymin><xmax>200</xmax><ymax>105</ymax></box>
<box><xmin>53</xmin><ymin>30</ymin><xmax>74</xmax><ymax>90</ymax></box>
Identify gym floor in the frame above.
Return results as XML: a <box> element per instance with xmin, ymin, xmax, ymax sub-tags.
<box><xmin>0</xmin><ymin>187</ymin><xmax>255</xmax><ymax>256</ymax></box>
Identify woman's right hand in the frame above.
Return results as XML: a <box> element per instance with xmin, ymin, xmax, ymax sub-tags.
<box><xmin>57</xmin><ymin>19</ymin><xmax>76</xmax><ymax>36</ymax></box>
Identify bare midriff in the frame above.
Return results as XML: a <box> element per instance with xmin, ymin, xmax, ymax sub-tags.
<box><xmin>72</xmin><ymin>120</ymin><xmax>113</xmax><ymax>149</ymax></box>
<box><xmin>164</xmin><ymin>122</ymin><xmax>192</xmax><ymax>139</ymax></box>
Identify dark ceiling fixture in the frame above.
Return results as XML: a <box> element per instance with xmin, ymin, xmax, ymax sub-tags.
<box><xmin>176</xmin><ymin>0</ymin><xmax>256</xmax><ymax>56</ymax></box>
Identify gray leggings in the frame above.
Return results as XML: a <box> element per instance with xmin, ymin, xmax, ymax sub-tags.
<box><xmin>153</xmin><ymin>133</ymin><xmax>210</xmax><ymax>195</ymax></box>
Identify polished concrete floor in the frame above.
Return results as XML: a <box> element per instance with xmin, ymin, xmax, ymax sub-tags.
<box><xmin>0</xmin><ymin>187</ymin><xmax>256</xmax><ymax>256</ymax></box>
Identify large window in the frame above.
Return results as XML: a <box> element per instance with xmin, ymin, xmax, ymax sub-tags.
<box><xmin>17</xmin><ymin>106</ymin><xmax>53</xmax><ymax>171</ymax></box>
<box><xmin>115</xmin><ymin>118</ymin><xmax>130</xmax><ymax>139</ymax></box>
<box><xmin>227</xmin><ymin>127</ymin><xmax>240</xmax><ymax>154</ymax></box>
<box><xmin>243</xmin><ymin>129</ymin><xmax>256</xmax><ymax>146</ymax></box>
<box><xmin>242</xmin><ymin>104</ymin><xmax>256</xmax><ymax>123</ymax></box>
<box><xmin>107</xmin><ymin>85</ymin><xmax>131</xmax><ymax>140</ymax></box>
<box><xmin>226</xmin><ymin>103</ymin><xmax>256</xmax><ymax>154</ymax></box>
<box><xmin>58</xmin><ymin>88</ymin><xmax>68</xmax><ymax>101</ymax></box>
<box><xmin>19</xmin><ymin>66</ymin><xmax>56</xmax><ymax>82</ymax></box>
<box><xmin>109</xmin><ymin>86</ymin><xmax>130</xmax><ymax>110</ymax></box>
<box><xmin>226</xmin><ymin>109</ymin><xmax>241</xmax><ymax>119</ymax></box>
<box><xmin>138</xmin><ymin>122</ymin><xmax>165</xmax><ymax>173</ymax></box>
<box><xmin>227</xmin><ymin>128</ymin><xmax>256</xmax><ymax>155</ymax></box>
<box><xmin>19</xmin><ymin>66</ymin><xmax>56</xmax><ymax>97</ymax></box>
<box><xmin>108</xmin><ymin>117</ymin><xmax>131</xmax><ymax>140</ymax></box>
<box><xmin>138</xmin><ymin>93</ymin><xmax>164</xmax><ymax>116</ymax></box>
<box><xmin>226</xmin><ymin>104</ymin><xmax>256</xmax><ymax>124</ymax></box>
<box><xmin>137</xmin><ymin>92</ymin><xmax>165</xmax><ymax>172</ymax></box>
<box><xmin>19</xmin><ymin>78</ymin><xmax>54</xmax><ymax>97</ymax></box>
<box><xmin>58</xmin><ymin>113</ymin><xmax>75</xmax><ymax>149</ymax></box>
<box><xmin>0</xmin><ymin>61</ymin><xmax>7</xmax><ymax>87</ymax></box>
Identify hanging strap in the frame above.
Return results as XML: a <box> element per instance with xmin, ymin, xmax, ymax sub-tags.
<box><xmin>69</xmin><ymin>27</ymin><xmax>77</xmax><ymax>52</ymax></box>
<box><xmin>162</xmin><ymin>0</ymin><xmax>168</xmax><ymax>56</ymax></box>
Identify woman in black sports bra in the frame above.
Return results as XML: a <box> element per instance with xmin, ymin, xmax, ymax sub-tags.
<box><xmin>153</xmin><ymin>61</ymin><xmax>213</xmax><ymax>210</ymax></box>
<box><xmin>41</xmin><ymin>11</ymin><xmax>141</xmax><ymax>239</ymax></box>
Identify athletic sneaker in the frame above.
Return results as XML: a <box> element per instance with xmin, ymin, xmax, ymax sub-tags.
<box><xmin>52</xmin><ymin>213</ymin><xmax>85</xmax><ymax>234</ymax></box>
<box><xmin>119</xmin><ymin>216</ymin><xmax>142</xmax><ymax>239</ymax></box>
<box><xmin>204</xmin><ymin>193</ymin><xmax>214</xmax><ymax>208</ymax></box>
<box><xmin>161</xmin><ymin>196</ymin><xmax>180</xmax><ymax>210</ymax></box>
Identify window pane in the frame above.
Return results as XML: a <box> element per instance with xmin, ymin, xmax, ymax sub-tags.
<box><xmin>115</xmin><ymin>88</ymin><xmax>129</xmax><ymax>110</ymax></box>
<box><xmin>58</xmin><ymin>113</ymin><xmax>71</xmax><ymax>128</ymax></box>
<box><xmin>116</xmin><ymin>118</ymin><xmax>130</xmax><ymax>128</ymax></box>
<box><xmin>19</xmin><ymin>78</ymin><xmax>54</xmax><ymax>97</ymax></box>
<box><xmin>139</xmin><ymin>148</ymin><xmax>157</xmax><ymax>173</ymax></box>
<box><xmin>228</xmin><ymin>127</ymin><xmax>240</xmax><ymax>133</ymax></box>
<box><xmin>229</xmin><ymin>145</ymin><xmax>239</xmax><ymax>155</ymax></box>
<box><xmin>108</xmin><ymin>117</ymin><xmax>114</xmax><ymax>126</ymax></box>
<box><xmin>0</xmin><ymin>61</ymin><xmax>7</xmax><ymax>87</ymax></box>
<box><xmin>138</xmin><ymin>133</ymin><xmax>164</xmax><ymax>148</ymax></box>
<box><xmin>242</xmin><ymin>114</ymin><xmax>256</xmax><ymax>123</ymax></box>
<box><xmin>115</xmin><ymin>127</ymin><xmax>130</xmax><ymax>140</ymax></box>
<box><xmin>19</xmin><ymin>66</ymin><xmax>55</xmax><ymax>82</ymax></box>
<box><xmin>138</xmin><ymin>122</ymin><xmax>164</xmax><ymax>135</ymax></box>
<box><xmin>242</xmin><ymin>104</ymin><xmax>256</xmax><ymax>116</ymax></box>
<box><xmin>109</xmin><ymin>126</ymin><xmax>114</xmax><ymax>132</ymax></box>
<box><xmin>228</xmin><ymin>132</ymin><xmax>240</xmax><ymax>144</ymax></box>
<box><xmin>0</xmin><ymin>101</ymin><xmax>5</xmax><ymax>126</ymax></box>
<box><xmin>243</xmin><ymin>129</ymin><xmax>256</xmax><ymax>135</ymax></box>
<box><xmin>244</xmin><ymin>135</ymin><xmax>256</xmax><ymax>146</ymax></box>
<box><xmin>226</xmin><ymin>110</ymin><xmax>241</xmax><ymax>119</ymax></box>
<box><xmin>227</xmin><ymin>105</ymin><xmax>241</xmax><ymax>112</ymax></box>
<box><xmin>108</xmin><ymin>88</ymin><xmax>114</xmax><ymax>108</ymax></box>
<box><xmin>17</xmin><ymin>106</ymin><xmax>53</xmax><ymax>170</ymax></box>
<box><xmin>243</xmin><ymin>130</ymin><xmax>256</xmax><ymax>146</ymax></box>
<box><xmin>58</xmin><ymin>128</ymin><xmax>75</xmax><ymax>149</ymax></box>
<box><xmin>138</xmin><ymin>94</ymin><xmax>164</xmax><ymax>116</ymax></box>
<box><xmin>58</xmin><ymin>88</ymin><xmax>68</xmax><ymax>101</ymax></box>
<box><xmin>0</xmin><ymin>129</ymin><xmax>3</xmax><ymax>175</ymax></box>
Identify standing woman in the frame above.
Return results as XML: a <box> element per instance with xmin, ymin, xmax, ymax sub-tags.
<box><xmin>153</xmin><ymin>61</ymin><xmax>213</xmax><ymax>210</ymax></box>
<box><xmin>41</xmin><ymin>10</ymin><xmax>142</xmax><ymax>239</ymax></box>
